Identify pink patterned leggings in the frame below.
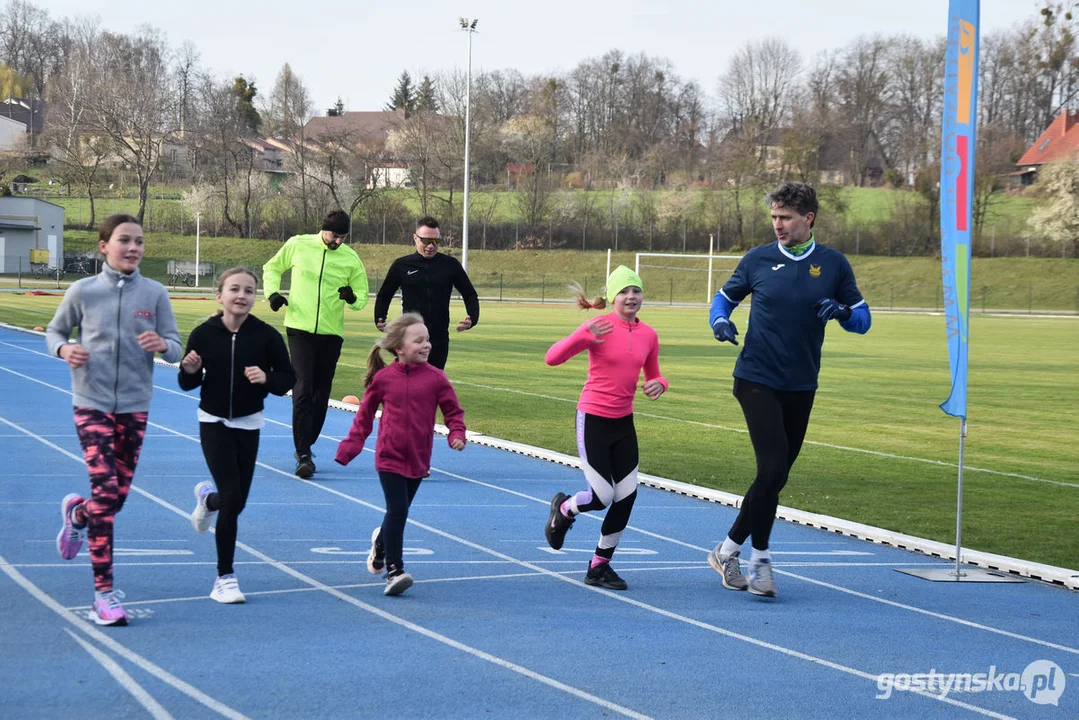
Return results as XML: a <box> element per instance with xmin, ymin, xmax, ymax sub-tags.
<box><xmin>72</xmin><ymin>408</ymin><xmax>148</xmax><ymax>592</ymax></box>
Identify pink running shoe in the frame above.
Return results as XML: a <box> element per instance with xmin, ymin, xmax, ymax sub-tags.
<box><xmin>90</xmin><ymin>590</ymin><xmax>129</xmax><ymax>626</ymax></box>
<box><xmin>57</xmin><ymin>493</ymin><xmax>86</xmax><ymax>560</ymax></box>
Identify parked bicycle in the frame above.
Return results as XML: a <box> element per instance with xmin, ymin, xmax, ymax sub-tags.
<box><xmin>169</xmin><ymin>270</ymin><xmax>195</xmax><ymax>287</ymax></box>
<box><xmin>64</xmin><ymin>257</ymin><xmax>95</xmax><ymax>275</ymax></box>
<box><xmin>32</xmin><ymin>264</ymin><xmax>65</xmax><ymax>281</ymax></box>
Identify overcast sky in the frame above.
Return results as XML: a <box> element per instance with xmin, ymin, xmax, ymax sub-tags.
<box><xmin>38</xmin><ymin>0</ymin><xmax>1043</xmax><ymax>114</ymax></box>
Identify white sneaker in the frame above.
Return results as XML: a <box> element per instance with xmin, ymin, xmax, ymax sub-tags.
<box><xmin>366</xmin><ymin>527</ymin><xmax>385</xmax><ymax>575</ymax></box>
<box><xmin>210</xmin><ymin>574</ymin><xmax>246</xmax><ymax>604</ymax></box>
<box><xmin>191</xmin><ymin>481</ymin><xmax>216</xmax><ymax>533</ymax></box>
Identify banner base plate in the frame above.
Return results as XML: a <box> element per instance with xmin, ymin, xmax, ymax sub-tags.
<box><xmin>895</xmin><ymin>568</ymin><xmax>1024</xmax><ymax>583</ymax></box>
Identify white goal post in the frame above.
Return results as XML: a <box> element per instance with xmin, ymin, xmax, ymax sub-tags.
<box><xmin>635</xmin><ymin>235</ymin><xmax>743</xmax><ymax>304</ymax></box>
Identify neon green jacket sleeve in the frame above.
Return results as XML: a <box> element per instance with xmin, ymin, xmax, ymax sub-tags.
<box><xmin>261</xmin><ymin>233</ymin><xmax>369</xmax><ymax>336</ymax></box>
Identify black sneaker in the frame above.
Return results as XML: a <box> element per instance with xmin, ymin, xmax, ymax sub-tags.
<box><xmin>544</xmin><ymin>492</ymin><xmax>575</xmax><ymax>550</ymax></box>
<box><xmin>295</xmin><ymin>453</ymin><xmax>315</xmax><ymax>479</ymax></box>
<box><xmin>585</xmin><ymin>562</ymin><xmax>627</xmax><ymax>590</ymax></box>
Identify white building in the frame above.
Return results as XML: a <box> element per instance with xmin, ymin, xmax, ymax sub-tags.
<box><xmin>0</xmin><ymin>197</ymin><xmax>64</xmax><ymax>274</ymax></box>
<box><xmin>0</xmin><ymin>114</ymin><xmax>27</xmax><ymax>151</ymax></box>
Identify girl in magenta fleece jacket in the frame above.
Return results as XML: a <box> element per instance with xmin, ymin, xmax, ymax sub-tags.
<box><xmin>543</xmin><ymin>265</ymin><xmax>668</xmax><ymax>591</ymax></box>
<box><xmin>335</xmin><ymin>312</ymin><xmax>466</xmax><ymax>596</ymax></box>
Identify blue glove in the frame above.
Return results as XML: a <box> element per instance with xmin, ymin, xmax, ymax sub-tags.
<box><xmin>712</xmin><ymin>317</ymin><xmax>739</xmax><ymax>345</ymax></box>
<box><xmin>814</xmin><ymin>297</ymin><xmax>852</xmax><ymax>323</ymax></box>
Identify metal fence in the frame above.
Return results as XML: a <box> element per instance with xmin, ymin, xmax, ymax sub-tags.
<box><xmin>3</xmin><ymin>254</ymin><xmax>1077</xmax><ymax>314</ymax></box>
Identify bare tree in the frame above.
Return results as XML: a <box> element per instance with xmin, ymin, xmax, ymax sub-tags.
<box><xmin>199</xmin><ymin>76</ymin><xmax>264</xmax><ymax>237</ymax></box>
<box><xmin>502</xmin><ymin>114</ymin><xmax>556</xmax><ymax>231</ymax></box>
<box><xmin>1030</xmin><ymin>1</ymin><xmax>1079</xmax><ymax>127</ymax></box>
<box><xmin>86</xmin><ymin>28</ymin><xmax>179</xmax><ymax>223</ymax></box>
<box><xmin>43</xmin><ymin>17</ymin><xmax>109</xmax><ymax>228</ymax></box>
<box><xmin>0</xmin><ymin>0</ymin><xmax>61</xmax><ymax>95</ymax></box>
<box><xmin>836</xmin><ymin>36</ymin><xmax>892</xmax><ymax>185</ymax></box>
<box><xmin>265</xmin><ymin>63</ymin><xmax>313</xmax><ymax>223</ymax></box>
<box><xmin>718</xmin><ymin>37</ymin><xmax>802</xmax><ymax>153</ymax></box>
<box><xmin>883</xmin><ymin>36</ymin><xmax>944</xmax><ymax>183</ymax></box>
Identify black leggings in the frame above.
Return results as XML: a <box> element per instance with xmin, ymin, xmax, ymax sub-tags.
<box><xmin>427</xmin><ymin>336</ymin><xmax>449</xmax><ymax>370</ymax></box>
<box><xmin>377</xmin><ymin>472</ymin><xmax>423</xmax><ymax>572</ymax></box>
<box><xmin>727</xmin><ymin>378</ymin><xmax>815</xmax><ymax>551</ymax></box>
<box><xmin>287</xmin><ymin>328</ymin><xmax>343</xmax><ymax>456</ymax></box>
<box><xmin>199</xmin><ymin>422</ymin><xmax>259</xmax><ymax>576</ymax></box>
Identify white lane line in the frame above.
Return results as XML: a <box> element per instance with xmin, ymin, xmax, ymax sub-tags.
<box><xmin>0</xmin><ymin>362</ymin><xmax>1055</xmax><ymax>717</ymax></box>
<box><xmin>299</xmin><ymin>477</ymin><xmax>1013</xmax><ymax>720</ymax></box>
<box><xmin>9</xmin><ymin>560</ymin><xmax>947</xmax><ymax>570</ymax></box>
<box><xmin>2</xmin><ymin>362</ymin><xmax>1073</xmax><ymax>656</ymax></box>
<box><xmin>67</xmin><ymin>566</ymin><xmax>704</xmax><ymax>610</ymax></box>
<box><xmin>439</xmin><ymin>468</ymin><xmax>1079</xmax><ymax>657</ymax></box>
<box><xmin>143</xmin><ymin>416</ymin><xmax>1010</xmax><ymax>718</ymax></box>
<box><xmin>4</xmin><ymin>413</ymin><xmax>652</xmax><ymax>720</ymax></box>
<box><xmin>65</xmin><ymin>629</ymin><xmax>175</xmax><ymax>720</ymax></box>
<box><xmin>0</xmin><ymin>556</ymin><xmax>248</xmax><ymax>720</ymax></box>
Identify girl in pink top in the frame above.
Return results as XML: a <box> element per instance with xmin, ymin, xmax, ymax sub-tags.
<box><xmin>335</xmin><ymin>313</ymin><xmax>466</xmax><ymax>596</ymax></box>
<box><xmin>543</xmin><ymin>265</ymin><xmax>668</xmax><ymax>590</ymax></box>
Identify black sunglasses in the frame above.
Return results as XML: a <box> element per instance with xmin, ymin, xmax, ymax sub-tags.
<box><xmin>414</xmin><ymin>234</ymin><xmax>440</xmax><ymax>245</ymax></box>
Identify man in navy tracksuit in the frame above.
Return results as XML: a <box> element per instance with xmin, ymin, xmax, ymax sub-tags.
<box><xmin>373</xmin><ymin>216</ymin><xmax>480</xmax><ymax>370</ymax></box>
<box><xmin>706</xmin><ymin>182</ymin><xmax>871</xmax><ymax>598</ymax></box>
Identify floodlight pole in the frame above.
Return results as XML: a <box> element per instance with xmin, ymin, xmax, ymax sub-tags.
<box><xmin>460</xmin><ymin>19</ymin><xmax>478</xmax><ymax>272</ymax></box>
<box><xmin>707</xmin><ymin>234</ymin><xmax>715</xmax><ymax>303</ymax></box>
<box><xmin>195</xmin><ymin>212</ymin><xmax>201</xmax><ymax>288</ymax></box>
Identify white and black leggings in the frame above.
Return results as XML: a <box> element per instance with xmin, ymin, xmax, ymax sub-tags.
<box><xmin>569</xmin><ymin>411</ymin><xmax>639</xmax><ymax>561</ymax></box>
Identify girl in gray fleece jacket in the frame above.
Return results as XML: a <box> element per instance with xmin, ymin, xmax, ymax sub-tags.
<box><xmin>47</xmin><ymin>214</ymin><xmax>182</xmax><ymax>626</ymax></box>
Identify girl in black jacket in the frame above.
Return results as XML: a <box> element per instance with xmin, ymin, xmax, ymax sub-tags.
<box><xmin>179</xmin><ymin>267</ymin><xmax>295</xmax><ymax>603</ymax></box>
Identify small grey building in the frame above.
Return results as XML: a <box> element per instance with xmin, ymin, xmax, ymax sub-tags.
<box><xmin>0</xmin><ymin>197</ymin><xmax>64</xmax><ymax>273</ymax></box>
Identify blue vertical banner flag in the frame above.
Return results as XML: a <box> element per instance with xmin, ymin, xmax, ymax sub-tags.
<box><xmin>940</xmin><ymin>0</ymin><xmax>980</xmax><ymax>419</ymax></box>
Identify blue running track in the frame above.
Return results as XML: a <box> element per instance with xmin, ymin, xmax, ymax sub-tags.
<box><xmin>0</xmin><ymin>326</ymin><xmax>1076</xmax><ymax>719</ymax></box>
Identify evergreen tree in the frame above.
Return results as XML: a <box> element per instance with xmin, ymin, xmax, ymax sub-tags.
<box><xmin>231</xmin><ymin>75</ymin><xmax>261</xmax><ymax>132</ymax></box>
<box><xmin>416</xmin><ymin>74</ymin><xmax>439</xmax><ymax>113</ymax></box>
<box><xmin>386</xmin><ymin>70</ymin><xmax>416</xmax><ymax>117</ymax></box>
<box><xmin>327</xmin><ymin>97</ymin><xmax>345</xmax><ymax>116</ymax></box>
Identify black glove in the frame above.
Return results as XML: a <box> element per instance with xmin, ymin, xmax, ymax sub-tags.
<box><xmin>338</xmin><ymin>286</ymin><xmax>357</xmax><ymax>304</ymax></box>
<box><xmin>814</xmin><ymin>297</ymin><xmax>852</xmax><ymax>323</ymax></box>
<box><xmin>269</xmin><ymin>292</ymin><xmax>288</xmax><ymax>312</ymax></box>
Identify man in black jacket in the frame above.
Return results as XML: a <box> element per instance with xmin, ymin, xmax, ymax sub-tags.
<box><xmin>373</xmin><ymin>216</ymin><xmax>480</xmax><ymax>370</ymax></box>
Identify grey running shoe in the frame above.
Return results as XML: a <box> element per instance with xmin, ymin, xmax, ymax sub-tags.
<box><xmin>707</xmin><ymin>546</ymin><xmax>748</xmax><ymax>591</ymax></box>
<box><xmin>585</xmin><ymin>562</ymin><xmax>628</xmax><ymax>590</ymax></box>
<box><xmin>544</xmin><ymin>492</ymin><xmax>575</xmax><ymax>550</ymax></box>
<box><xmin>384</xmin><ymin>569</ymin><xmax>414</xmax><ymax>596</ymax></box>
<box><xmin>191</xmin><ymin>481</ymin><xmax>215</xmax><ymax>533</ymax></box>
<box><xmin>747</xmin><ymin>558</ymin><xmax>777</xmax><ymax>598</ymax></box>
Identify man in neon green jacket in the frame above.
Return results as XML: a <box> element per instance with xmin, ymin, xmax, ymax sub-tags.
<box><xmin>263</xmin><ymin>210</ymin><xmax>369</xmax><ymax>478</ymax></box>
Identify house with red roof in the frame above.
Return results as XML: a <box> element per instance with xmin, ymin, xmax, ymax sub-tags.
<box><xmin>1013</xmin><ymin>110</ymin><xmax>1079</xmax><ymax>186</ymax></box>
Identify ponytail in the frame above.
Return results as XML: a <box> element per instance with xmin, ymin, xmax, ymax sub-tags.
<box><xmin>568</xmin><ymin>281</ymin><xmax>606</xmax><ymax>310</ymax></box>
<box><xmin>363</xmin><ymin>342</ymin><xmax>390</xmax><ymax>388</ymax></box>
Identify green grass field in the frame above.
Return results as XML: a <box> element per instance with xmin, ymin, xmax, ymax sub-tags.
<box><xmin>2</xmin><ymin>292</ymin><xmax>1076</xmax><ymax>571</ymax></box>
<box><xmin>39</xmin><ymin>230</ymin><xmax>1079</xmax><ymax>312</ymax></box>
<box><xmin>38</xmin><ymin>184</ymin><xmax>1037</xmax><ymax>234</ymax></box>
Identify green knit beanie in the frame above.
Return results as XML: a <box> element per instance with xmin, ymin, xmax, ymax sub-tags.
<box><xmin>605</xmin><ymin>265</ymin><xmax>643</xmax><ymax>300</ymax></box>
